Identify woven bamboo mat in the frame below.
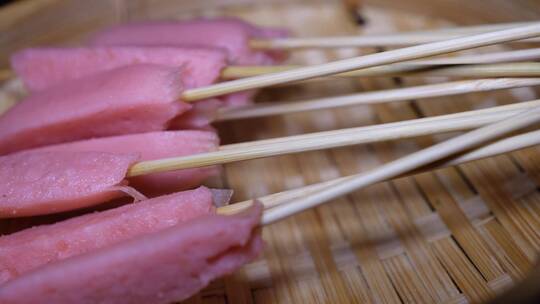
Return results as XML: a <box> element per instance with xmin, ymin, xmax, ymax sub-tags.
<box><xmin>209</xmin><ymin>3</ymin><xmax>540</xmax><ymax>304</ymax></box>
<box><xmin>1</xmin><ymin>1</ymin><xmax>540</xmax><ymax>303</ymax></box>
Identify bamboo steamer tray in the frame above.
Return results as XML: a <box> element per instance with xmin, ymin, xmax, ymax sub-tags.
<box><xmin>1</xmin><ymin>0</ymin><xmax>540</xmax><ymax>303</ymax></box>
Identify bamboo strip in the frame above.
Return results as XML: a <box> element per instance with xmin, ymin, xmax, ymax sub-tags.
<box><xmin>461</xmin><ymin>160</ymin><xmax>540</xmax><ymax>253</ymax></box>
<box><xmin>127</xmin><ymin>100</ymin><xmax>540</xmax><ymax>176</ymax></box>
<box><xmin>218</xmin><ymin>129</ymin><xmax>540</xmax><ymax>215</ymax></box>
<box><xmin>299</xmin><ymin>148</ymin><xmax>403</xmax><ymax>303</ymax></box>
<box><xmin>382</xmin><ymin>255</ymin><xmax>435</xmax><ymax>303</ymax></box>
<box><xmin>260</xmin><ymin>106</ymin><xmax>540</xmax><ymax>224</ymax></box>
<box><xmin>224</xmin><ymin>48</ymin><xmax>540</xmax><ymax>80</ymax></box>
<box><xmin>478</xmin><ymin>220</ymin><xmax>532</xmax><ymax>280</ymax></box>
<box><xmin>257</xmin><ymin>19</ymin><xmax>402</xmax><ymax>300</ymax></box>
<box><xmin>431</xmin><ymin>239</ymin><xmax>493</xmax><ymax>302</ymax></box>
<box><xmin>221</xmin><ymin>62</ymin><xmax>540</xmax><ymax>80</ymax></box>
<box><xmin>327</xmin><ymin>133</ymin><xmax>453</xmax><ymax>302</ymax></box>
<box><xmin>373</xmin><ymin>185</ymin><xmax>461</xmax><ymax>302</ymax></box>
<box><xmin>370</xmin><ymin>65</ymin><xmax>511</xmax><ymax>288</ymax></box>
<box><xmin>181</xmin><ymin>23</ymin><xmax>540</xmax><ymax>101</ymax></box>
<box><xmin>416</xmin><ymin>48</ymin><xmax>540</xmax><ymax>64</ymax></box>
<box><xmin>218</xmin><ymin>78</ymin><xmax>540</xmax><ymax>121</ymax></box>
<box><xmin>247</xmin><ymin>114</ymin><xmax>353</xmax><ymax>302</ymax></box>
<box><xmin>407</xmin><ymin>74</ymin><xmax>540</xmax><ymax>261</ymax></box>
<box><xmin>415</xmin><ymin>172</ymin><xmax>506</xmax><ymax>281</ymax></box>
<box><xmin>364</xmin><ymin>93</ymin><xmax>502</xmax><ymax>299</ymax></box>
<box><xmin>223</xmin><ymin>112</ymin><xmax>318</xmax><ymax>301</ymax></box>
<box><xmin>249</xmin><ymin>22</ymin><xmax>539</xmax><ymax>49</ymax></box>
<box><xmin>272</xmin><ymin>144</ymin><xmax>354</xmax><ymax>302</ymax></box>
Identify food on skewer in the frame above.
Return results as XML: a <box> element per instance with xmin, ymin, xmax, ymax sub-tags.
<box><xmin>89</xmin><ymin>18</ymin><xmax>288</xmax><ymax>108</ymax></box>
<box><xmin>169</xmin><ymin>98</ymin><xmax>223</xmax><ymax>130</ymax></box>
<box><xmin>0</xmin><ymin>151</ymin><xmax>139</xmax><ymax>218</ymax></box>
<box><xmin>0</xmin><ymin>187</ymin><xmax>228</xmax><ymax>284</ymax></box>
<box><xmin>2</xmin><ymin>17</ymin><xmax>540</xmax><ymax>304</ymax></box>
<box><xmin>11</xmin><ymin>46</ymin><xmax>227</xmax><ymax>92</ymax></box>
<box><xmin>9</xmin><ymin>46</ymin><xmax>236</xmax><ymax>128</ymax></box>
<box><xmin>4</xmin><ymin>100</ymin><xmax>536</xmax><ymax>218</ymax></box>
<box><xmin>8</xmin><ymin>44</ymin><xmax>273</xmax><ymax>128</ymax></box>
<box><xmin>1</xmin><ymin>132</ymin><xmax>219</xmax><ymax>217</ymax></box>
<box><xmin>2</xmin><ymin>108</ymin><xmax>539</xmax><ymax>300</ymax></box>
<box><xmin>7</xmin><ymin>22</ymin><xmax>537</xmax><ymax>138</ymax></box>
<box><xmin>89</xmin><ymin>18</ymin><xmax>288</xmax><ymax>65</ymax></box>
<box><xmin>0</xmin><ymin>203</ymin><xmax>262</xmax><ymax>304</ymax></box>
<box><xmin>0</xmin><ymin>130</ymin><xmax>221</xmax><ymax>217</ymax></box>
<box><xmin>4</xmin><ymin>105</ymin><xmax>537</xmax><ymax>302</ymax></box>
<box><xmin>178</xmin><ymin>24</ymin><xmax>540</xmax><ymax>101</ymax></box>
<box><xmin>0</xmin><ymin>64</ymin><xmax>188</xmax><ymax>154</ymax></box>
<box><xmin>28</xmin><ymin>131</ymin><xmax>220</xmax><ymax>196</ymax></box>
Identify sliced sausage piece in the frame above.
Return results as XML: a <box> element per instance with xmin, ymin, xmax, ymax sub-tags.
<box><xmin>0</xmin><ymin>203</ymin><xmax>262</xmax><ymax>304</ymax></box>
<box><xmin>0</xmin><ymin>187</ymin><xmax>224</xmax><ymax>284</ymax></box>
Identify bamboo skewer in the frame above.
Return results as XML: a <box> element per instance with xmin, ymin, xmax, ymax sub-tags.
<box><xmin>222</xmin><ymin>48</ymin><xmax>540</xmax><ymax>80</ymax></box>
<box><xmin>126</xmin><ymin>99</ymin><xmax>540</xmax><ymax>177</ymax></box>
<box><xmin>396</xmin><ymin>62</ymin><xmax>540</xmax><ymax>78</ymax></box>
<box><xmin>217</xmin><ymin>78</ymin><xmax>540</xmax><ymax>120</ymax></box>
<box><xmin>259</xmin><ymin>106</ymin><xmax>540</xmax><ymax>225</ymax></box>
<box><xmin>221</xmin><ymin>62</ymin><xmax>540</xmax><ymax>79</ymax></box>
<box><xmin>249</xmin><ymin>22</ymin><xmax>540</xmax><ymax>49</ymax></box>
<box><xmin>218</xmin><ymin>128</ymin><xmax>540</xmax><ymax>215</ymax></box>
<box><xmin>212</xmin><ymin>99</ymin><xmax>540</xmax><ymax>149</ymax></box>
<box><xmin>181</xmin><ymin>23</ymin><xmax>540</xmax><ymax>101</ymax></box>
<box><xmin>3</xmin><ymin>61</ymin><xmax>540</xmax><ymax>88</ymax></box>
<box><xmin>412</xmin><ymin>48</ymin><xmax>540</xmax><ymax>64</ymax></box>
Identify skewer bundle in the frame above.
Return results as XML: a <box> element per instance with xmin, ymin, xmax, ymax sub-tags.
<box><xmin>1</xmin><ymin>2</ymin><xmax>540</xmax><ymax>303</ymax></box>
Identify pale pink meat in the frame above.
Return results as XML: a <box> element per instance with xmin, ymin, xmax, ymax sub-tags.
<box><xmin>169</xmin><ymin>99</ymin><xmax>222</xmax><ymax>130</ymax></box>
<box><xmin>0</xmin><ymin>204</ymin><xmax>263</xmax><ymax>304</ymax></box>
<box><xmin>11</xmin><ymin>46</ymin><xmax>226</xmax><ymax>92</ymax></box>
<box><xmin>0</xmin><ymin>187</ymin><xmax>219</xmax><ymax>284</ymax></box>
<box><xmin>0</xmin><ymin>151</ymin><xmax>138</xmax><ymax>218</ymax></box>
<box><xmin>89</xmin><ymin>18</ymin><xmax>289</xmax><ymax>65</ymax></box>
<box><xmin>28</xmin><ymin>131</ymin><xmax>220</xmax><ymax>196</ymax></box>
<box><xmin>0</xmin><ymin>64</ymin><xmax>189</xmax><ymax>155</ymax></box>
<box><xmin>9</xmin><ymin>46</ymin><xmax>244</xmax><ymax>129</ymax></box>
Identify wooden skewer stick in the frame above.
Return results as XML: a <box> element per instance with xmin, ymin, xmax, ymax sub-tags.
<box><xmin>221</xmin><ymin>62</ymin><xmax>540</xmax><ymax>80</ymax></box>
<box><xmin>401</xmin><ymin>62</ymin><xmax>540</xmax><ymax>78</ymax></box>
<box><xmin>218</xmin><ymin>128</ymin><xmax>540</xmax><ymax>215</ymax></box>
<box><xmin>126</xmin><ymin>99</ymin><xmax>540</xmax><ymax>177</ymax></box>
<box><xmin>222</xmin><ymin>48</ymin><xmax>540</xmax><ymax>80</ymax></box>
<box><xmin>260</xmin><ymin>106</ymin><xmax>540</xmax><ymax>225</ymax></box>
<box><xmin>412</xmin><ymin>48</ymin><xmax>540</xmax><ymax>65</ymax></box>
<box><xmin>250</xmin><ymin>22</ymin><xmax>540</xmax><ymax>49</ymax></box>
<box><xmin>181</xmin><ymin>23</ymin><xmax>540</xmax><ymax>101</ymax></box>
<box><xmin>215</xmin><ymin>99</ymin><xmax>539</xmax><ymax>149</ymax></box>
<box><xmin>217</xmin><ymin>78</ymin><xmax>540</xmax><ymax>121</ymax></box>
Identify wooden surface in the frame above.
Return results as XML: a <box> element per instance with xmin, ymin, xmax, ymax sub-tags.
<box><xmin>2</xmin><ymin>1</ymin><xmax>540</xmax><ymax>303</ymax></box>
